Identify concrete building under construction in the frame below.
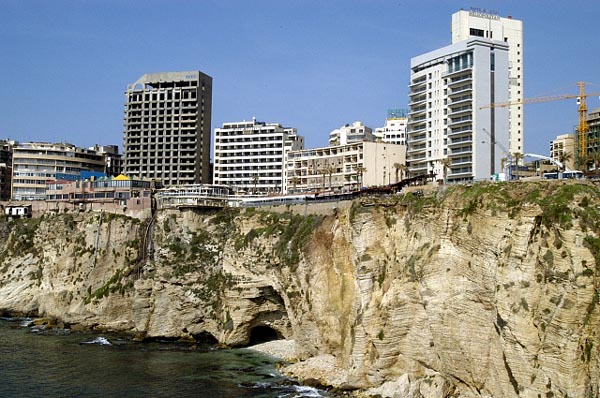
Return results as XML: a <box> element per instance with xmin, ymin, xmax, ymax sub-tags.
<box><xmin>123</xmin><ymin>71</ymin><xmax>213</xmax><ymax>186</ymax></box>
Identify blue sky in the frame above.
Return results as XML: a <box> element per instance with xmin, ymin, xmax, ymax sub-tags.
<box><xmin>1</xmin><ymin>0</ymin><xmax>599</xmax><ymax>157</ymax></box>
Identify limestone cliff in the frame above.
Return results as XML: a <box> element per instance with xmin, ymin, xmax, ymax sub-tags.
<box><xmin>1</xmin><ymin>181</ymin><xmax>599</xmax><ymax>398</ymax></box>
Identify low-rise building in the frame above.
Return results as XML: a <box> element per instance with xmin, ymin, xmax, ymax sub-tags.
<box><xmin>156</xmin><ymin>184</ymin><xmax>232</xmax><ymax>209</ymax></box>
<box><xmin>286</xmin><ymin>141</ymin><xmax>406</xmax><ymax>194</ymax></box>
<box><xmin>11</xmin><ymin>142</ymin><xmax>106</xmax><ymax>201</ymax></box>
<box><xmin>45</xmin><ymin>174</ymin><xmax>153</xmax><ymax>212</ymax></box>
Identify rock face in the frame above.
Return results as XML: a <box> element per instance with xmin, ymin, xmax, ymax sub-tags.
<box><xmin>1</xmin><ymin>181</ymin><xmax>600</xmax><ymax>397</ymax></box>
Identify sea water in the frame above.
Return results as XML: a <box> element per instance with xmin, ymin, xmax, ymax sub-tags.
<box><xmin>0</xmin><ymin>318</ymin><xmax>327</xmax><ymax>398</ymax></box>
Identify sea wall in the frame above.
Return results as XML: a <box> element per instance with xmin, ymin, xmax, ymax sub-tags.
<box><xmin>0</xmin><ymin>180</ymin><xmax>599</xmax><ymax>397</ymax></box>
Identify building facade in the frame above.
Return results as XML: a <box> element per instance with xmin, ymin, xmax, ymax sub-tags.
<box><xmin>374</xmin><ymin>109</ymin><xmax>408</xmax><ymax>146</ymax></box>
<box><xmin>286</xmin><ymin>141</ymin><xmax>406</xmax><ymax>194</ymax></box>
<box><xmin>123</xmin><ymin>71</ymin><xmax>213</xmax><ymax>186</ymax></box>
<box><xmin>213</xmin><ymin>119</ymin><xmax>304</xmax><ymax>194</ymax></box>
<box><xmin>45</xmin><ymin>174</ymin><xmax>153</xmax><ymax>213</ymax></box>
<box><xmin>90</xmin><ymin>144</ymin><xmax>123</xmax><ymax>177</ymax></box>
<box><xmin>549</xmin><ymin>133</ymin><xmax>576</xmax><ymax>171</ymax></box>
<box><xmin>586</xmin><ymin>108</ymin><xmax>600</xmax><ymax>168</ymax></box>
<box><xmin>408</xmin><ymin>38</ymin><xmax>509</xmax><ymax>183</ymax></box>
<box><xmin>0</xmin><ymin>141</ymin><xmax>14</xmax><ymax>201</ymax></box>
<box><xmin>452</xmin><ymin>8</ymin><xmax>524</xmax><ymax>156</ymax></box>
<box><xmin>11</xmin><ymin>142</ymin><xmax>105</xmax><ymax>201</ymax></box>
<box><xmin>328</xmin><ymin>121</ymin><xmax>374</xmax><ymax>146</ymax></box>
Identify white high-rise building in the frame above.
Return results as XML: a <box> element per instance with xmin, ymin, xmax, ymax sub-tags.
<box><xmin>408</xmin><ymin>38</ymin><xmax>509</xmax><ymax>183</ymax></box>
<box><xmin>374</xmin><ymin>109</ymin><xmax>408</xmax><ymax>146</ymax></box>
<box><xmin>452</xmin><ymin>8</ymin><xmax>524</xmax><ymax>156</ymax></box>
<box><xmin>213</xmin><ymin>118</ymin><xmax>303</xmax><ymax>194</ymax></box>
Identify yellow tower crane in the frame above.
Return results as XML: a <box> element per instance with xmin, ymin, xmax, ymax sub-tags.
<box><xmin>480</xmin><ymin>82</ymin><xmax>600</xmax><ymax>169</ymax></box>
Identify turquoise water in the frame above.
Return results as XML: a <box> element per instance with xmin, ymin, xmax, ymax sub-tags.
<box><xmin>0</xmin><ymin>318</ymin><xmax>327</xmax><ymax>398</ymax></box>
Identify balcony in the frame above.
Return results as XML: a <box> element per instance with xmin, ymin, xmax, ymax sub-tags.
<box><xmin>409</xmin><ymin>85</ymin><xmax>427</xmax><ymax>96</ymax></box>
<box><xmin>447</xmin><ymin>116</ymin><xmax>473</xmax><ymax>128</ymax></box>
<box><xmin>447</xmin><ymin>135</ymin><xmax>473</xmax><ymax>147</ymax></box>
<box><xmin>408</xmin><ymin>106</ymin><xmax>427</xmax><ymax>117</ymax></box>
<box><xmin>409</xmin><ymin>133</ymin><xmax>427</xmax><ymax>143</ymax></box>
<box><xmin>408</xmin><ymin>115</ymin><xmax>426</xmax><ymax>124</ymax></box>
<box><xmin>409</xmin><ymin>76</ymin><xmax>427</xmax><ymax>87</ymax></box>
<box><xmin>407</xmin><ymin>144</ymin><xmax>426</xmax><ymax>155</ymax></box>
<box><xmin>448</xmin><ymin>105</ymin><xmax>472</xmax><ymax>117</ymax></box>
<box><xmin>447</xmin><ymin>75</ymin><xmax>473</xmax><ymax>87</ymax></box>
<box><xmin>443</xmin><ymin>66</ymin><xmax>473</xmax><ymax>79</ymax></box>
<box><xmin>448</xmin><ymin>85</ymin><xmax>472</xmax><ymax>97</ymax></box>
<box><xmin>448</xmin><ymin>95</ymin><xmax>472</xmax><ymax>107</ymax></box>
<box><xmin>449</xmin><ymin>146</ymin><xmax>473</xmax><ymax>155</ymax></box>
<box><xmin>407</xmin><ymin>124</ymin><xmax>426</xmax><ymax>134</ymax></box>
<box><xmin>448</xmin><ymin>126</ymin><xmax>473</xmax><ymax>139</ymax></box>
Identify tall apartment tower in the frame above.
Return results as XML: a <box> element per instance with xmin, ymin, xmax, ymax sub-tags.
<box><xmin>451</xmin><ymin>9</ymin><xmax>524</xmax><ymax>155</ymax></box>
<box><xmin>408</xmin><ymin>38</ymin><xmax>509</xmax><ymax>183</ymax></box>
<box><xmin>123</xmin><ymin>71</ymin><xmax>212</xmax><ymax>186</ymax></box>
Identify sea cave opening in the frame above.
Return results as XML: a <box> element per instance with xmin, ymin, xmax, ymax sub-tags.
<box><xmin>248</xmin><ymin>325</ymin><xmax>280</xmax><ymax>345</ymax></box>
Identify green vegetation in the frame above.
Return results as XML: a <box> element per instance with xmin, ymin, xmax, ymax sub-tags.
<box><xmin>231</xmin><ymin>210</ymin><xmax>323</xmax><ymax>268</ymax></box>
<box><xmin>0</xmin><ymin>217</ymin><xmax>43</xmax><ymax>260</ymax></box>
<box><xmin>85</xmin><ymin>268</ymin><xmax>129</xmax><ymax>303</ymax></box>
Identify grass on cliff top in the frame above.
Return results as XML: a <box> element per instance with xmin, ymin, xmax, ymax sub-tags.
<box><xmin>449</xmin><ymin>180</ymin><xmax>600</xmax><ymax>229</ymax></box>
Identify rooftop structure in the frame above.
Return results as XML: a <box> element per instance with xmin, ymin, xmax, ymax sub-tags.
<box><xmin>374</xmin><ymin>109</ymin><xmax>409</xmax><ymax>146</ymax></box>
<box><xmin>123</xmin><ymin>71</ymin><xmax>213</xmax><ymax>186</ymax></box>
<box><xmin>329</xmin><ymin>121</ymin><xmax>374</xmax><ymax>146</ymax></box>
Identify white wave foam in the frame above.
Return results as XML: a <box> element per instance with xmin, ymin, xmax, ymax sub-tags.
<box><xmin>288</xmin><ymin>385</ymin><xmax>323</xmax><ymax>397</ymax></box>
<box><xmin>81</xmin><ymin>336</ymin><xmax>112</xmax><ymax>346</ymax></box>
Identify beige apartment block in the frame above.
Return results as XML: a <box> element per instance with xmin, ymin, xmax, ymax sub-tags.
<box><xmin>286</xmin><ymin>141</ymin><xmax>406</xmax><ymax>194</ymax></box>
<box><xmin>550</xmin><ymin>133</ymin><xmax>576</xmax><ymax>171</ymax></box>
<box><xmin>11</xmin><ymin>142</ymin><xmax>105</xmax><ymax>201</ymax></box>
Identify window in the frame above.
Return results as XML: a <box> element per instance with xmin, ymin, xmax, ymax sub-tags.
<box><xmin>470</xmin><ymin>28</ymin><xmax>484</xmax><ymax>37</ymax></box>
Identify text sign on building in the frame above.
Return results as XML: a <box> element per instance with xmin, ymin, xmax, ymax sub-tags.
<box><xmin>469</xmin><ymin>7</ymin><xmax>500</xmax><ymax>20</ymax></box>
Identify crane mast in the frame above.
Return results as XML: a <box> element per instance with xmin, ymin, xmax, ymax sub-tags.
<box><xmin>577</xmin><ymin>82</ymin><xmax>589</xmax><ymax>164</ymax></box>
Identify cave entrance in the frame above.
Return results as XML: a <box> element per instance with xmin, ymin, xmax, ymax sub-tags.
<box><xmin>249</xmin><ymin>325</ymin><xmax>280</xmax><ymax>345</ymax></box>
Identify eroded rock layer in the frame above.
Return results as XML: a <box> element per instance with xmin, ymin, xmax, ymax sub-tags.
<box><xmin>0</xmin><ymin>181</ymin><xmax>599</xmax><ymax>398</ymax></box>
